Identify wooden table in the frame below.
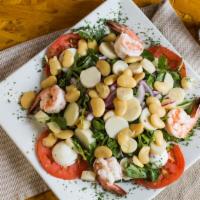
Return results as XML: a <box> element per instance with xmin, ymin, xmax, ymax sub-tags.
<box><xmin>0</xmin><ymin>0</ymin><xmax>199</xmax><ymax>199</ymax></box>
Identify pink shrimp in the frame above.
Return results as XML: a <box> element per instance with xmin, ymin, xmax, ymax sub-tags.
<box><xmin>93</xmin><ymin>157</ymin><xmax>127</xmax><ymax>196</ymax></box>
<box><xmin>29</xmin><ymin>85</ymin><xmax>66</xmax><ymax>114</ymax></box>
<box><xmin>107</xmin><ymin>20</ymin><xmax>144</xmax><ymax>59</ymax></box>
<box><xmin>166</xmin><ymin>99</ymin><xmax>200</xmax><ymax>138</ymax></box>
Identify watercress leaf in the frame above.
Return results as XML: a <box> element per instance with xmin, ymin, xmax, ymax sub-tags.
<box><xmin>146</xmin><ymin>74</ymin><xmax>155</xmax><ymax>88</ymax></box>
<box><xmin>170</xmin><ymin>71</ymin><xmax>181</xmax><ymax>87</ymax></box>
<box><xmin>106</xmin><ymin>138</ymin><xmax>121</xmax><ymax>159</ymax></box>
<box><xmin>72</xmin><ymin>138</ymin><xmax>87</xmax><ymax>160</ymax></box>
<box><xmin>125</xmin><ymin>163</ymin><xmax>147</xmax><ymax>179</ymax></box>
<box><xmin>141</xmin><ymin>49</ymin><xmax>154</xmax><ymax>61</ymax></box>
<box><xmin>147</xmin><ymin>167</ymin><xmax>160</xmax><ymax>181</ymax></box>
<box><xmin>156</xmin><ymin>72</ymin><xmax>166</xmax><ymax>82</ymax></box>
<box><xmin>157</xmin><ymin>56</ymin><xmax>168</xmax><ymax>71</ymax></box>
<box><xmin>92</xmin><ymin>119</ymin><xmax>105</xmax><ymax>131</ymax></box>
<box><xmin>50</xmin><ymin>115</ymin><xmax>67</xmax><ymax>129</ymax></box>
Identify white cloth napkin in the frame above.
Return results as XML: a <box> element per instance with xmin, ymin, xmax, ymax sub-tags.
<box><xmin>0</xmin><ymin>1</ymin><xmax>200</xmax><ymax>199</ymax></box>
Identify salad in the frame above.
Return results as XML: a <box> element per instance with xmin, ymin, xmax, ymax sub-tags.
<box><xmin>20</xmin><ymin>20</ymin><xmax>200</xmax><ymax>196</ymax></box>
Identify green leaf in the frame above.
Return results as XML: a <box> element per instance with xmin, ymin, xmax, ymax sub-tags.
<box><xmin>170</xmin><ymin>71</ymin><xmax>181</xmax><ymax>87</ymax></box>
<box><xmin>156</xmin><ymin>72</ymin><xmax>166</xmax><ymax>82</ymax></box>
<box><xmin>125</xmin><ymin>163</ymin><xmax>147</xmax><ymax>179</ymax></box>
<box><xmin>137</xmin><ymin>130</ymin><xmax>154</xmax><ymax>149</ymax></box>
<box><xmin>50</xmin><ymin>115</ymin><xmax>67</xmax><ymax>129</ymax></box>
<box><xmin>157</xmin><ymin>56</ymin><xmax>168</xmax><ymax>71</ymax></box>
<box><xmin>146</xmin><ymin>74</ymin><xmax>155</xmax><ymax>88</ymax></box>
<box><xmin>92</xmin><ymin>119</ymin><xmax>105</xmax><ymax>131</ymax></box>
<box><xmin>106</xmin><ymin>138</ymin><xmax>121</xmax><ymax>159</ymax></box>
<box><xmin>72</xmin><ymin>138</ymin><xmax>87</xmax><ymax>160</ymax></box>
<box><xmin>141</xmin><ymin>49</ymin><xmax>154</xmax><ymax>61</ymax></box>
<box><xmin>147</xmin><ymin>167</ymin><xmax>160</xmax><ymax>181</ymax></box>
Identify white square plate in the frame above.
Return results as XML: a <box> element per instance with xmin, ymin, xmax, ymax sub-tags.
<box><xmin>0</xmin><ymin>0</ymin><xmax>200</xmax><ymax>199</ymax></box>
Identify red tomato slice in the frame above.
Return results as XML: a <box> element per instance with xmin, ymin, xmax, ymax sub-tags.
<box><xmin>47</xmin><ymin>33</ymin><xmax>80</xmax><ymax>58</ymax></box>
<box><xmin>36</xmin><ymin>130</ymin><xmax>88</xmax><ymax>180</ymax></box>
<box><xmin>135</xmin><ymin>144</ymin><xmax>185</xmax><ymax>189</ymax></box>
<box><xmin>148</xmin><ymin>45</ymin><xmax>186</xmax><ymax>78</ymax></box>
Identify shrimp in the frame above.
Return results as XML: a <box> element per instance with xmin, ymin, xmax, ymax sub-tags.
<box><xmin>29</xmin><ymin>85</ymin><xmax>66</xmax><ymax>114</ymax></box>
<box><xmin>93</xmin><ymin>157</ymin><xmax>127</xmax><ymax>196</ymax></box>
<box><xmin>166</xmin><ymin>100</ymin><xmax>200</xmax><ymax>138</ymax></box>
<box><xmin>107</xmin><ymin>20</ymin><xmax>144</xmax><ymax>59</ymax></box>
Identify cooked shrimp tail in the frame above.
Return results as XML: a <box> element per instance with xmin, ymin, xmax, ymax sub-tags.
<box><xmin>97</xmin><ymin>177</ymin><xmax>127</xmax><ymax>196</ymax></box>
<box><xmin>28</xmin><ymin>91</ymin><xmax>41</xmax><ymax>114</ymax></box>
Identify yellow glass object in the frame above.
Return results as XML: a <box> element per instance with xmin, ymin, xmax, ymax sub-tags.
<box><xmin>170</xmin><ymin>0</ymin><xmax>200</xmax><ymax>25</ymax></box>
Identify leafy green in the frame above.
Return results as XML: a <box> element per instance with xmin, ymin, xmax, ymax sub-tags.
<box><xmin>92</xmin><ymin>119</ymin><xmax>105</xmax><ymax>131</ymax></box>
<box><xmin>157</xmin><ymin>56</ymin><xmax>168</xmax><ymax>71</ymax></box>
<box><xmin>146</xmin><ymin>74</ymin><xmax>155</xmax><ymax>88</ymax></box>
<box><xmin>125</xmin><ymin>163</ymin><xmax>147</xmax><ymax>179</ymax></box>
<box><xmin>72</xmin><ymin>138</ymin><xmax>87</xmax><ymax>160</ymax></box>
<box><xmin>73</xmin><ymin>24</ymin><xmax>106</xmax><ymax>41</ymax></box>
<box><xmin>85</xmin><ymin>143</ymin><xmax>97</xmax><ymax>165</ymax></box>
<box><xmin>156</xmin><ymin>72</ymin><xmax>166</xmax><ymax>82</ymax></box>
<box><xmin>106</xmin><ymin>138</ymin><xmax>121</xmax><ymax>159</ymax></box>
<box><xmin>124</xmin><ymin>162</ymin><xmax>160</xmax><ymax>181</ymax></box>
<box><xmin>177</xmin><ymin>99</ymin><xmax>194</xmax><ymax>110</ymax></box>
<box><xmin>50</xmin><ymin>114</ymin><xmax>67</xmax><ymax>129</ymax></box>
<box><xmin>170</xmin><ymin>71</ymin><xmax>181</xmax><ymax>87</ymax></box>
<box><xmin>137</xmin><ymin>130</ymin><xmax>155</xmax><ymax>149</ymax></box>
<box><xmin>141</xmin><ymin>49</ymin><xmax>154</xmax><ymax>61</ymax></box>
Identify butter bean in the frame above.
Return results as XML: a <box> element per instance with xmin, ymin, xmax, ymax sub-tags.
<box><xmin>88</xmin><ymin>89</ymin><xmax>99</xmax><ymax>98</ymax></box>
<box><xmin>146</xmin><ymin>96</ymin><xmax>161</xmax><ymax>106</ymax></box>
<box><xmin>103</xmin><ymin>33</ymin><xmax>117</xmax><ymax>42</ymax></box>
<box><xmin>78</xmin><ymin>39</ymin><xmax>88</xmax><ymax>56</ymax></box>
<box><xmin>125</xmin><ymin>56</ymin><xmax>143</xmax><ymax>64</ymax></box>
<box><xmin>138</xmin><ymin>146</ymin><xmax>150</xmax><ymax>164</ymax></box>
<box><xmin>129</xmin><ymin>123</ymin><xmax>144</xmax><ymax>137</ymax></box>
<box><xmin>117</xmin><ymin>128</ymin><xmax>133</xmax><ymax>145</ymax></box>
<box><xmin>54</xmin><ymin>130</ymin><xmax>74</xmax><ymax>139</ymax></box>
<box><xmin>96</xmin><ymin>60</ymin><xmax>111</xmax><ymax>76</ymax></box>
<box><xmin>154</xmin><ymin>81</ymin><xmax>170</xmax><ymax>95</ymax></box>
<box><xmin>150</xmin><ymin>114</ymin><xmax>165</xmax><ymax>129</ymax></box>
<box><xmin>123</xmin><ymin>69</ymin><xmax>132</xmax><ymax>77</ymax></box>
<box><xmin>65</xmin><ymin>85</ymin><xmax>80</xmax><ymax>103</ymax></box>
<box><xmin>104</xmin><ymin>74</ymin><xmax>117</xmax><ymax>86</ymax></box>
<box><xmin>154</xmin><ymin>130</ymin><xmax>165</xmax><ymax>147</ymax></box>
<box><xmin>62</xmin><ymin>49</ymin><xmax>74</xmax><ymax>68</ymax></box>
<box><xmin>41</xmin><ymin>76</ymin><xmax>57</xmax><ymax>89</ymax></box>
<box><xmin>94</xmin><ymin>146</ymin><xmax>112</xmax><ymax>158</ymax></box>
<box><xmin>149</xmin><ymin>103</ymin><xmax>166</xmax><ymax>117</ymax></box>
<box><xmin>132</xmin><ymin>155</ymin><xmax>144</xmax><ymax>168</ymax></box>
<box><xmin>133</xmin><ymin>72</ymin><xmax>145</xmax><ymax>83</ymax></box>
<box><xmin>96</xmin><ymin>83</ymin><xmax>110</xmax><ymax>99</ymax></box>
<box><xmin>20</xmin><ymin>91</ymin><xmax>36</xmax><ymax>109</ymax></box>
<box><xmin>181</xmin><ymin>77</ymin><xmax>192</xmax><ymax>89</ymax></box>
<box><xmin>90</xmin><ymin>97</ymin><xmax>105</xmax><ymax>117</ymax></box>
<box><xmin>117</xmin><ymin>74</ymin><xmax>136</xmax><ymax>88</ymax></box>
<box><xmin>121</xmin><ymin>138</ymin><xmax>137</xmax><ymax>154</ymax></box>
<box><xmin>42</xmin><ymin>133</ymin><xmax>57</xmax><ymax>148</ymax></box>
<box><xmin>49</xmin><ymin>56</ymin><xmax>61</xmax><ymax>75</ymax></box>
<box><xmin>88</xmin><ymin>40</ymin><xmax>98</xmax><ymax>50</ymax></box>
<box><xmin>113</xmin><ymin>98</ymin><xmax>127</xmax><ymax>116</ymax></box>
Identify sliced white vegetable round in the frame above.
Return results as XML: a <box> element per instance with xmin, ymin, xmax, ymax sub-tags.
<box><xmin>128</xmin><ymin>62</ymin><xmax>143</xmax><ymax>74</ymax></box>
<box><xmin>117</xmin><ymin>87</ymin><xmax>133</xmax><ymax>101</ymax></box>
<box><xmin>112</xmin><ymin>60</ymin><xmax>128</xmax><ymax>75</ymax></box>
<box><xmin>141</xmin><ymin>58</ymin><xmax>156</xmax><ymax>74</ymax></box>
<box><xmin>81</xmin><ymin>170</ymin><xmax>96</xmax><ymax>182</ymax></box>
<box><xmin>52</xmin><ymin>141</ymin><xmax>78</xmax><ymax>167</ymax></box>
<box><xmin>103</xmin><ymin>110</ymin><xmax>115</xmax><ymax>121</ymax></box>
<box><xmin>99</xmin><ymin>42</ymin><xmax>117</xmax><ymax>59</ymax></box>
<box><xmin>140</xmin><ymin>108</ymin><xmax>156</xmax><ymax>131</ymax></box>
<box><xmin>164</xmin><ymin>72</ymin><xmax>174</xmax><ymax>90</ymax></box>
<box><xmin>123</xmin><ymin>97</ymin><xmax>142</xmax><ymax>122</ymax></box>
<box><xmin>105</xmin><ymin>116</ymin><xmax>129</xmax><ymax>138</ymax></box>
<box><xmin>150</xmin><ymin>149</ymin><xmax>169</xmax><ymax>168</ymax></box>
<box><xmin>64</xmin><ymin>102</ymin><xmax>79</xmax><ymax>126</ymax></box>
<box><xmin>167</xmin><ymin>87</ymin><xmax>185</xmax><ymax>105</ymax></box>
<box><xmin>59</xmin><ymin>48</ymin><xmax>77</xmax><ymax>63</ymax></box>
<box><xmin>80</xmin><ymin>67</ymin><xmax>101</xmax><ymax>88</ymax></box>
<box><xmin>75</xmin><ymin>128</ymin><xmax>95</xmax><ymax>148</ymax></box>
<box><xmin>120</xmin><ymin>158</ymin><xmax>132</xmax><ymax>180</ymax></box>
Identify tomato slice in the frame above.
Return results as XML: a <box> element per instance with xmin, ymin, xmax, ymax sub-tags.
<box><xmin>47</xmin><ymin>33</ymin><xmax>80</xmax><ymax>58</ymax></box>
<box><xmin>135</xmin><ymin>144</ymin><xmax>185</xmax><ymax>189</ymax></box>
<box><xmin>148</xmin><ymin>45</ymin><xmax>186</xmax><ymax>78</ymax></box>
<box><xmin>36</xmin><ymin>130</ymin><xmax>88</xmax><ymax>180</ymax></box>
